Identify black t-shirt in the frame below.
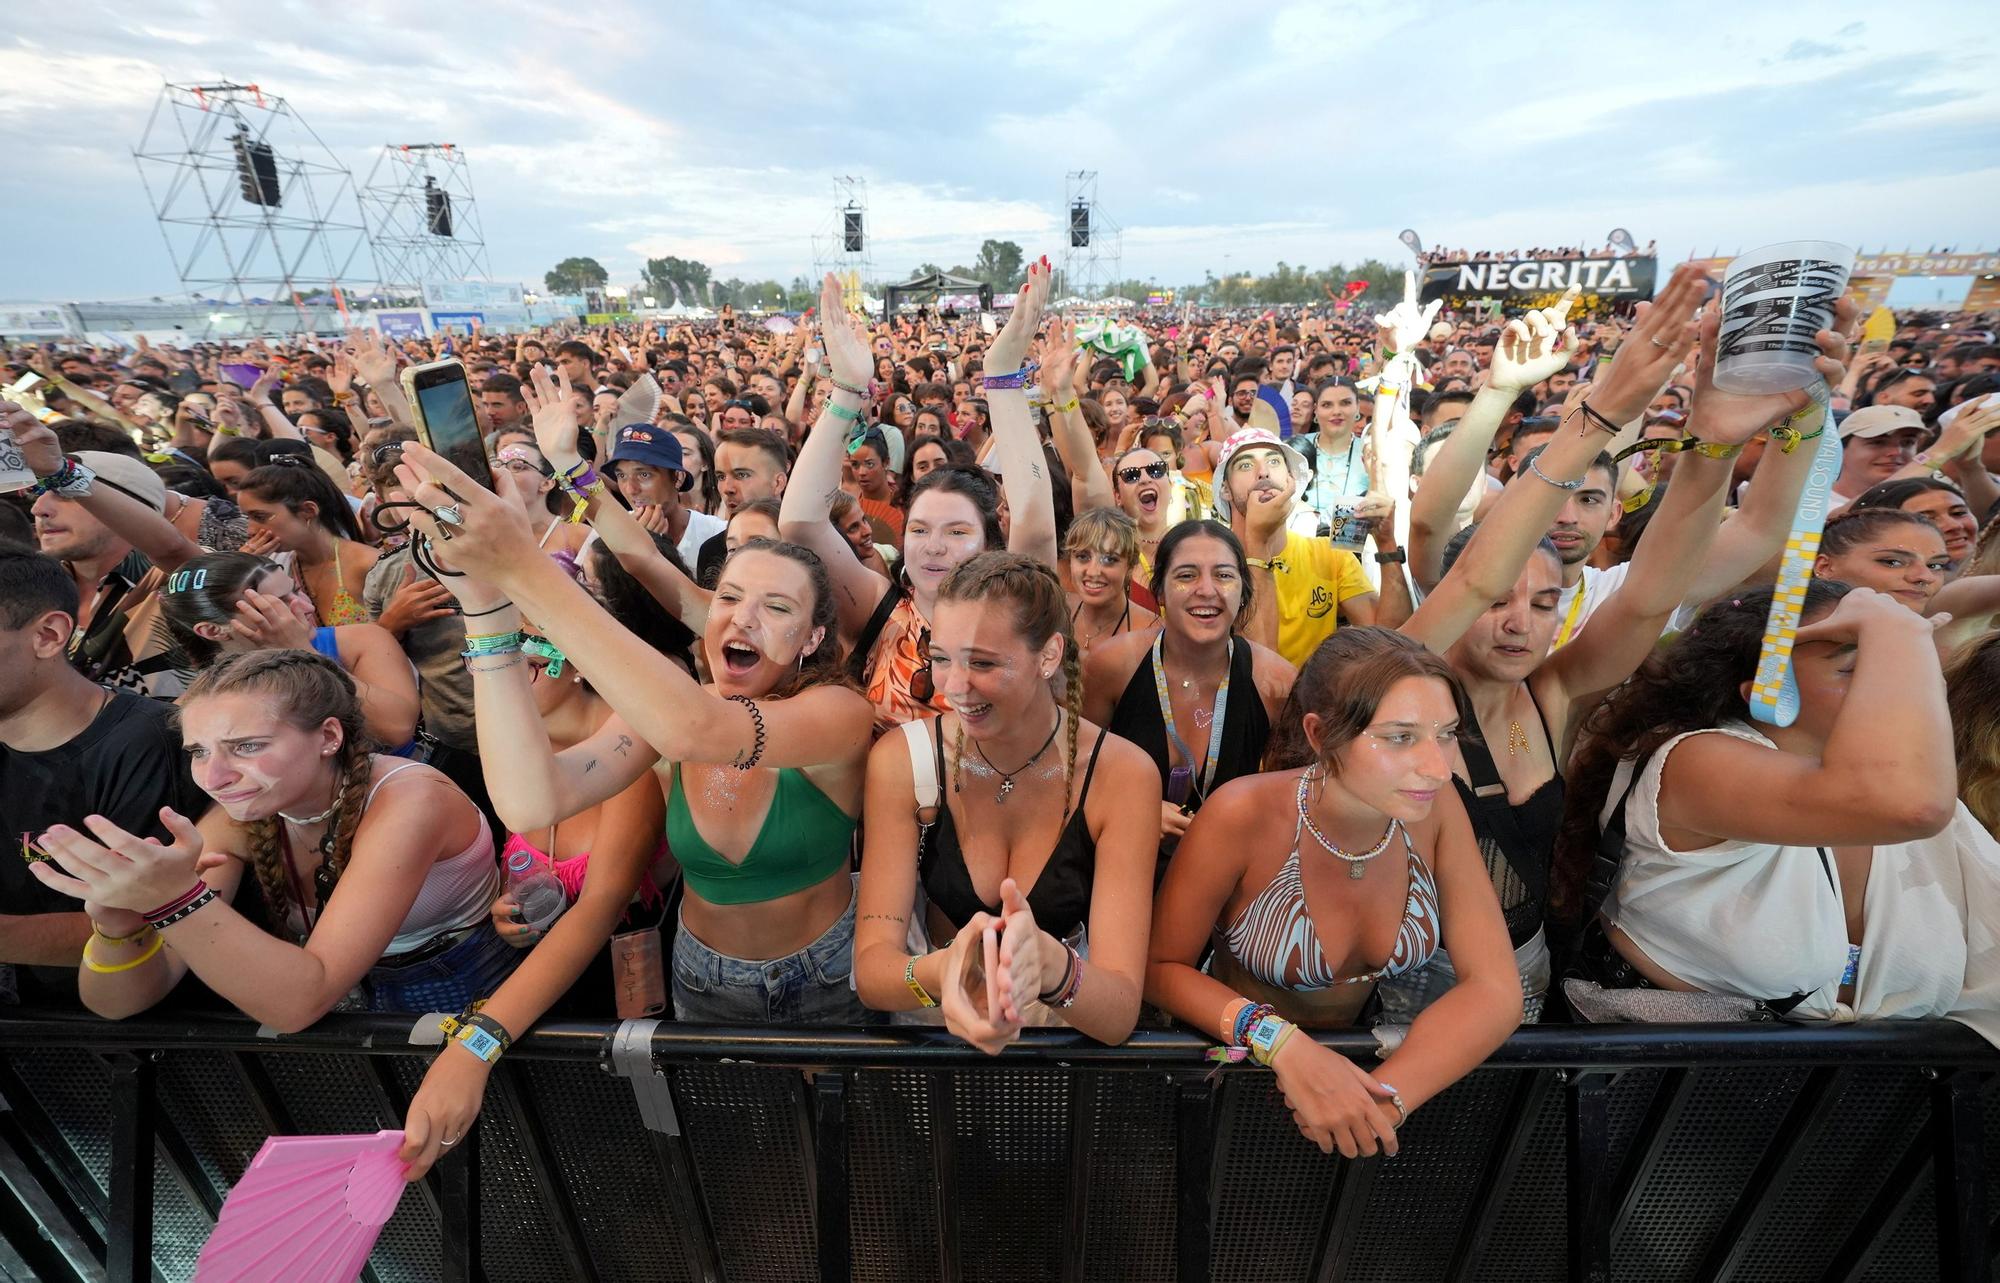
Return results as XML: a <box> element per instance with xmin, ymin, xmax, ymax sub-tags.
<box><xmin>1</xmin><ymin>688</ymin><xmax>209</xmax><ymax>1007</ymax></box>
<box><xmin>696</xmin><ymin>529</ymin><xmax>728</xmax><ymax>590</ymax></box>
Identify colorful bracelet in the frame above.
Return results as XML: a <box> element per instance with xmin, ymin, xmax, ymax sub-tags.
<box><xmin>982</xmin><ymin>366</ymin><xmax>1033</xmax><ymax>390</ymax></box>
<box><xmin>28</xmin><ymin>456</ymin><xmax>93</xmax><ymax>500</ymax></box>
<box><xmin>827</xmin><ymin>374</ymin><xmax>867</xmax><ymax>397</ymax></box>
<box><xmin>145</xmin><ymin>884</ymin><xmax>218</xmax><ymax>929</ymax></box>
<box><xmin>1052</xmin><ymin>396</ymin><xmax>1081</xmax><ymax>414</ymax></box>
<box><xmin>462</xmin><ymin>628</ymin><xmax>523</xmax><ymax>657</ymax></box>
<box><xmin>1232</xmin><ymin>1001</ymin><xmax>1277</xmax><ymax>1047</ymax></box>
<box><xmin>83</xmin><ymin>933</ymin><xmax>165</xmax><ymax>974</ymax></box>
<box><xmin>1040</xmin><ymin>944</ymin><xmax>1084</xmax><ymax>1008</ymax></box>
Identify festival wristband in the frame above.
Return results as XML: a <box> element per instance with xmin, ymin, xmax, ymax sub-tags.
<box><xmin>1052</xmin><ymin>396</ymin><xmax>1081</xmax><ymax>414</ymax></box>
<box><xmin>982</xmin><ymin>367</ymin><xmax>1034</xmax><ymax>390</ymax></box>
<box><xmin>904</xmin><ymin>956</ymin><xmax>937</xmax><ymax>1008</ymax></box>
<box><xmin>1749</xmin><ymin>383</ymin><xmax>1839</xmax><ymax>729</ymax></box>
<box><xmin>823</xmin><ymin>400</ymin><xmax>860</xmax><ymax>423</ymax></box>
<box><xmin>144</xmin><ymin>884</ymin><xmax>218</xmax><ymax>929</ymax></box>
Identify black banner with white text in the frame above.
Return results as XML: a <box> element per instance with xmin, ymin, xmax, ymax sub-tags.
<box><xmin>1420</xmin><ymin>256</ymin><xmax>1657</xmax><ymax>303</ymax></box>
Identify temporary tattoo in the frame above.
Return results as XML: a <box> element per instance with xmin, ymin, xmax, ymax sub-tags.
<box><xmin>613</xmin><ymin>735</ymin><xmax>634</xmax><ymax>757</ymax></box>
<box><xmin>583</xmin><ymin>759</ymin><xmax>598</xmax><ymax>774</ymax></box>
<box><xmin>1029</xmin><ymin>462</ymin><xmax>1043</xmax><ymax>480</ymax></box>
<box><xmin>860</xmin><ymin>913</ymin><xmax>908</xmax><ymax>925</ymax></box>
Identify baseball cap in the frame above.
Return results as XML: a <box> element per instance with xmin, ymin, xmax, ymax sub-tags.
<box><xmin>609</xmin><ymin>423</ymin><xmax>685</xmax><ymax>473</ymax></box>
<box><xmin>1837</xmin><ymin>404</ymin><xmax>1927</xmax><ymax>441</ymax></box>
<box><xmin>1211</xmin><ymin>428</ymin><xmax>1311</xmax><ymax>521</ymax></box>
<box><xmin>74</xmin><ymin>451</ymin><xmax>166</xmax><ymax>512</ymax></box>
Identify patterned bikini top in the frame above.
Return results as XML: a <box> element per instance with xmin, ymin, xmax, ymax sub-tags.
<box><xmin>1222</xmin><ymin>815</ymin><xmax>1442</xmax><ymax>992</ymax></box>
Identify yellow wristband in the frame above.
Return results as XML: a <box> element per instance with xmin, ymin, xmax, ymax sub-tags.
<box><xmin>83</xmin><ymin>933</ymin><xmax>165</xmax><ymax>974</ymax></box>
<box><xmin>904</xmin><ymin>956</ymin><xmax>937</xmax><ymax>1008</ymax></box>
<box><xmin>1053</xmin><ymin>397</ymin><xmax>1081</xmax><ymax>414</ymax></box>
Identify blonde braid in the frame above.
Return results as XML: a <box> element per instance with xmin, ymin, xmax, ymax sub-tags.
<box><xmin>321</xmin><ymin>744</ymin><xmax>375</xmax><ymax>887</ymax></box>
<box><xmin>244</xmin><ymin>818</ymin><xmax>292</xmax><ymax>937</ymax></box>
<box><xmin>1060</xmin><ymin>638</ymin><xmax>1082</xmax><ymax>817</ymax></box>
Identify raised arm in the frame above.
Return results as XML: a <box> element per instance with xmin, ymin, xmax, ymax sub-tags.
<box><xmin>1408</xmin><ymin>286</ymin><xmax>1580</xmax><ymax>590</ymax></box>
<box><xmin>777</xmin><ymin>275</ymin><xmax>895</xmax><ymax>642</ymax></box>
<box><xmin>1403</xmin><ymin>266</ymin><xmax>1707</xmax><ymax>654</ymax></box>
<box><xmin>345</xmin><ymin>329</ymin><xmax>414</xmax><ymax>430</ymax></box>
<box><xmin>6</xmin><ymin>414</ymin><xmax>202</xmax><ymax>570</ymax></box>
<box><xmin>521</xmin><ymin>367</ymin><xmax>711</xmax><ymax>632</ymax></box>
<box><xmin>1039</xmin><ymin>318</ymin><xmax>1114</xmax><ymax>513</ymax></box>
<box><xmin>985</xmin><ymin>258</ymin><xmax>1059</xmax><ymax>564</ymax></box>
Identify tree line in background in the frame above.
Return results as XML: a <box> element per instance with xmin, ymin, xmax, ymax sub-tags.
<box><xmin>543</xmin><ymin>242</ymin><xmax>1407</xmax><ymax>310</ymax></box>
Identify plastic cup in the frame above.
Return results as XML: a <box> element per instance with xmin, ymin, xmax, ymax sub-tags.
<box><xmin>1712</xmin><ymin>240</ymin><xmax>1854</xmax><ymax>394</ymax></box>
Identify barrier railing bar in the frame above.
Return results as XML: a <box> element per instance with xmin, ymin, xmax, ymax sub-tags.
<box><xmin>1611</xmin><ymin>1067</ymin><xmax>1694</xmax><ymax>1243</ymax></box>
<box><xmin>104</xmin><ymin>1054</ymin><xmax>155</xmax><ymax>1283</ymax></box>
<box><xmin>435</xmin><ymin>1124</ymin><xmax>478</xmax><ymax>1283</ymax></box>
<box><xmin>1820</xmin><ymin>1122</ymin><xmax>1932</xmax><ymax>1283</ymax></box>
<box><xmin>1060</xmin><ymin>1075</ymin><xmax>1091</xmax><ymax>1283</ymax></box>
<box><xmin>813</xmin><ymin>1071</ymin><xmax>850</xmax><ymax>1283</ymax></box>
<box><xmin>1696</xmin><ymin>1067</ymin><xmax>1850</xmax><ymax>1283</ymax></box>
<box><xmin>5</xmin><ymin>1015</ymin><xmax>1995</xmax><ymax>1071</ymax></box>
<box><xmin>1566</xmin><ymin>1070</ymin><xmax>1614</xmax><ymax>1283</ymax></box>
<box><xmin>1174</xmin><ymin>1078</ymin><xmax>1215</xmax><ymax>1283</ymax></box>
<box><xmin>491</xmin><ymin>1059</ymin><xmax>602</xmax><ymax>1283</ymax></box>
<box><xmin>149</xmin><ymin>1087</ymin><xmax>225</xmax><ymax>1223</ymax></box>
<box><xmin>1931</xmin><ymin>1069</ymin><xmax>1989</xmax><ymax>1283</ymax></box>
<box><xmin>0</xmin><ymin>1059</ymin><xmax>112</xmax><ymax>1266</ymax></box>
<box><xmin>0</xmin><ymin>1120</ymin><xmax>97</xmax><ymax>1283</ymax></box>
<box><xmin>927</xmin><ymin>1073</ymin><xmax>962</xmax><ymax>1283</ymax></box>
<box><xmin>1311</xmin><ymin>1147</ymin><xmax>1382</xmax><ymax>1282</ymax></box>
<box><xmin>0</xmin><ymin>1202</ymin><xmax>52</xmax><ymax>1283</ymax></box>
<box><xmin>1444</xmin><ymin>1068</ymin><xmax>1556</xmax><ymax>1283</ymax></box>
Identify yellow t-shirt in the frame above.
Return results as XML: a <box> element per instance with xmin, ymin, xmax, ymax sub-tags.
<box><xmin>1270</xmin><ymin>530</ymin><xmax>1374</xmax><ymax>668</ymax></box>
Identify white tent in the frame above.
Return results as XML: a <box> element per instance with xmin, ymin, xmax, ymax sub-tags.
<box><xmin>1100</xmin><ymin>296</ymin><xmax>1138</xmax><ymax>309</ymax></box>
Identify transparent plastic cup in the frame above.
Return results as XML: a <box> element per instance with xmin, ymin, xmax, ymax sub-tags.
<box><xmin>1713</xmin><ymin>240</ymin><xmax>1855</xmax><ymax>394</ymax></box>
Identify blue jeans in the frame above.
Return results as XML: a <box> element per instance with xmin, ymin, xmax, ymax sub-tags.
<box><xmin>671</xmin><ymin>882</ymin><xmax>881</xmax><ymax>1026</ymax></box>
<box><xmin>366</xmin><ymin>922</ymin><xmax>521</xmax><ymax>1014</ymax></box>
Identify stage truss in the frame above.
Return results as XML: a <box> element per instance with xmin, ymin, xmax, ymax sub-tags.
<box><xmin>358</xmin><ymin>143</ymin><xmax>492</xmax><ymax>302</ymax></box>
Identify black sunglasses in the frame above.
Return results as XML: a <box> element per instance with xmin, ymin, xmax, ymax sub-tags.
<box><xmin>1118</xmin><ymin>461</ymin><xmax>1170</xmax><ymax>485</ymax></box>
<box><xmin>911</xmin><ymin>627</ymin><xmax>935</xmax><ymax>703</ymax></box>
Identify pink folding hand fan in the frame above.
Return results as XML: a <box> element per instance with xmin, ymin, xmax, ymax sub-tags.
<box><xmin>196</xmin><ymin>1130</ymin><xmax>409</xmax><ymax>1282</ymax></box>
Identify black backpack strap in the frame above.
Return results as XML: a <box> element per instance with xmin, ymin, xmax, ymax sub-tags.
<box><xmin>846</xmin><ymin>583</ymin><xmax>903</xmax><ymax>684</ymax></box>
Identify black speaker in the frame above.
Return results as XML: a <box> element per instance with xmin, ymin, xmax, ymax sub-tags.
<box><xmin>232</xmin><ymin>128</ymin><xmax>282</xmax><ymax>207</ymax></box>
<box><xmin>1069</xmin><ymin>201</ymin><xmax>1091</xmax><ymax>248</ymax></box>
<box><xmin>425</xmin><ymin>179</ymin><xmax>454</xmax><ymax>238</ymax></box>
<box><xmin>843</xmin><ymin>208</ymin><xmax>864</xmax><ymax>253</ymax></box>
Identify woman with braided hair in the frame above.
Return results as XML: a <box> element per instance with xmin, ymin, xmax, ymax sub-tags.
<box><xmin>29</xmin><ymin>649</ymin><xmax>517</xmax><ymax>1027</ymax></box>
<box><xmin>854</xmin><ymin>551</ymin><xmax>1161</xmax><ymax>1052</ymax></box>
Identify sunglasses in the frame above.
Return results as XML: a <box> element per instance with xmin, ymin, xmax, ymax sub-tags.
<box><xmin>911</xmin><ymin>627</ymin><xmax>935</xmax><ymax>703</ymax></box>
<box><xmin>1118</xmin><ymin>461</ymin><xmax>1170</xmax><ymax>485</ymax></box>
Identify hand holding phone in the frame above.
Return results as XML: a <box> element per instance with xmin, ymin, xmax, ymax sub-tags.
<box><xmin>400</xmin><ymin>359</ymin><xmax>493</xmax><ymax>491</ymax></box>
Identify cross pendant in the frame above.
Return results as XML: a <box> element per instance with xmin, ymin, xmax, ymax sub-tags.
<box><xmin>998</xmin><ymin>777</ymin><xmax>1014</xmax><ymax>802</ymax></box>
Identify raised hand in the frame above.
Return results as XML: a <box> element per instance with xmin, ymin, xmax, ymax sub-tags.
<box><xmin>818</xmin><ymin>274</ymin><xmax>874</xmax><ymax>391</ymax></box>
<box><xmin>0</xmin><ymin>406</ymin><xmax>63</xmax><ymax>476</ymax></box>
<box><xmin>392</xmin><ymin>441</ymin><xmax>541</xmax><ymax>588</ymax></box>
<box><xmin>1686</xmin><ymin>292</ymin><xmax>1856</xmax><ymax>445</ymax></box>
<box><xmin>986</xmin><ymin>257</ymin><xmax>1053</xmax><ymax>375</ymax></box>
<box><xmin>1584</xmin><ymin>263</ymin><xmax>1710</xmax><ymax>426</ymax></box>
<box><xmin>521</xmin><ymin>365</ymin><xmax>584</xmax><ymax>470</ymax></box>
<box><xmin>1485</xmin><ymin>286</ymin><xmax>1580</xmax><ymax>395</ymax></box>
<box><xmin>1377</xmin><ymin>271</ymin><xmax>1443</xmax><ymax>359</ymax></box>
<box><xmin>328</xmin><ymin>349</ymin><xmax>356</xmax><ymax>397</ymax></box>
<box><xmin>345</xmin><ymin>328</ymin><xmax>399</xmax><ymax>392</ymax></box>
<box><xmin>1039</xmin><ymin>317</ymin><xmax>1078</xmax><ymax>400</ymax></box>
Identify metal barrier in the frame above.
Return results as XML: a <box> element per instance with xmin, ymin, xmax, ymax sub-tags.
<box><xmin>0</xmin><ymin>1012</ymin><xmax>1994</xmax><ymax>1283</ymax></box>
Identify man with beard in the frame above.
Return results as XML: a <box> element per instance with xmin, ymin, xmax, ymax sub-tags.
<box><xmin>1217</xmin><ymin>427</ymin><xmax>1398</xmax><ymax>667</ymax></box>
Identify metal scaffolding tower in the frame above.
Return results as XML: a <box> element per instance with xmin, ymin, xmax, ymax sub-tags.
<box><xmin>1058</xmin><ymin>170</ymin><xmax>1122</xmax><ymax>302</ymax></box>
<box><xmin>358</xmin><ymin>143</ymin><xmax>492</xmax><ymax>301</ymax></box>
<box><xmin>132</xmin><ymin>81</ymin><xmax>373</xmax><ymax>335</ymax></box>
<box><xmin>810</xmin><ymin>176</ymin><xmax>872</xmax><ymax>312</ymax></box>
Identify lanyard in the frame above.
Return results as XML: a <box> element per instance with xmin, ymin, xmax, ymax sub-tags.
<box><xmin>1153</xmin><ymin>633</ymin><xmax>1232</xmax><ymax>804</ymax></box>
<box><xmin>1552</xmin><ymin>579</ymin><xmax>1588</xmax><ymax>649</ymax></box>
<box><xmin>1750</xmin><ymin>395</ymin><xmax>1842</xmax><ymax>728</ymax></box>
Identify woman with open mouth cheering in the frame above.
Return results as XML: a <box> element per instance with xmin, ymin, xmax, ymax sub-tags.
<box><xmin>389</xmin><ymin>405</ymin><xmax>879</xmax><ymax>1028</ymax></box>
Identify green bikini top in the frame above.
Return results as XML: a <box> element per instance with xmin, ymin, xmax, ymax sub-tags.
<box><xmin>666</xmin><ymin>765</ymin><xmax>855</xmax><ymax>905</ymax></box>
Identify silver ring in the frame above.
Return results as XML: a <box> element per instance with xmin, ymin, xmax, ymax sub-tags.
<box><xmin>434</xmin><ymin>503</ymin><xmax>465</xmax><ymax>527</ymax></box>
<box><xmin>439</xmin><ymin>1136</ymin><xmax>459</xmax><ymax>1149</ymax></box>
<box><xmin>1648</xmin><ymin>337</ymin><xmax>1671</xmax><ymax>350</ymax></box>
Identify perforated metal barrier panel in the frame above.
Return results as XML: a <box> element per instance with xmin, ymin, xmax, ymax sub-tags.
<box><xmin>0</xmin><ymin>1015</ymin><xmax>1993</xmax><ymax>1283</ymax></box>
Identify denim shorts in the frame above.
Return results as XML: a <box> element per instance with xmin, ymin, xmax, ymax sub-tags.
<box><xmin>672</xmin><ymin>880</ymin><xmax>882</xmax><ymax>1026</ymax></box>
<box><xmin>366</xmin><ymin>921</ymin><xmax>522</xmax><ymax>1015</ymax></box>
<box><xmin>1374</xmin><ymin>926</ymin><xmax>1550</xmax><ymax>1027</ymax></box>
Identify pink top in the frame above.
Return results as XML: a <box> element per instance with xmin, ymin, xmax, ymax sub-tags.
<box><xmin>499</xmin><ymin>831</ymin><xmax>669</xmax><ymax>909</ymax></box>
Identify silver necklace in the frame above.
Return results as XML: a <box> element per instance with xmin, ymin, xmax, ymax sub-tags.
<box><xmin>1295</xmin><ymin>770</ymin><xmax>1397</xmax><ymax>880</ymax></box>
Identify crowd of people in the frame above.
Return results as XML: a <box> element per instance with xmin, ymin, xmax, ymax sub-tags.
<box><xmin>5</xmin><ymin>254</ymin><xmax>2000</xmax><ymax>1174</ymax></box>
<box><xmin>1417</xmin><ymin>241</ymin><xmax>1657</xmax><ymax>265</ymax></box>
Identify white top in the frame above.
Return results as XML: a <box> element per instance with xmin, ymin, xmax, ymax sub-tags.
<box><xmin>1553</xmin><ymin>562</ymin><xmax>1629</xmax><ymax>644</ymax></box>
<box><xmin>676</xmin><ymin>509</ymin><xmax>727</xmax><ymax>570</ymax></box>
<box><xmin>1601</xmin><ymin>724</ymin><xmax>2000</xmax><ymax>1046</ymax></box>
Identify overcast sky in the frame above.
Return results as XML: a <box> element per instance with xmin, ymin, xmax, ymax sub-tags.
<box><xmin>3</xmin><ymin>1</ymin><xmax>1996</xmax><ymax>302</ymax></box>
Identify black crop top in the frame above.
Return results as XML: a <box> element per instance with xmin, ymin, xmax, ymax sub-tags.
<box><xmin>917</xmin><ymin>718</ymin><xmax>1109</xmax><ymax>939</ymax></box>
<box><xmin>1454</xmin><ymin>687</ymin><xmax>1565</xmax><ymax>948</ymax></box>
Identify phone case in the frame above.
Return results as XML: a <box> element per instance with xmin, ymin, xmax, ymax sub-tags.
<box><xmin>611</xmin><ymin>929</ymin><xmax>667</xmax><ymax>1018</ymax></box>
